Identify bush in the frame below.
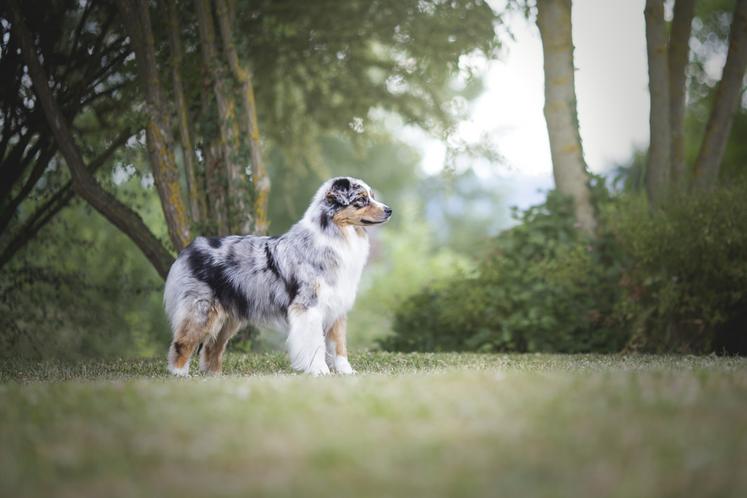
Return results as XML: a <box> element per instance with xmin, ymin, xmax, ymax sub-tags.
<box><xmin>381</xmin><ymin>189</ymin><xmax>628</xmax><ymax>353</ymax></box>
<box><xmin>383</xmin><ymin>181</ymin><xmax>747</xmax><ymax>355</ymax></box>
<box><xmin>609</xmin><ymin>183</ymin><xmax>747</xmax><ymax>353</ymax></box>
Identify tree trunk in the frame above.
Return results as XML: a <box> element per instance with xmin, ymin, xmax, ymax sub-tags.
<box><xmin>214</xmin><ymin>0</ymin><xmax>271</xmax><ymax>234</ymax></box>
<box><xmin>692</xmin><ymin>0</ymin><xmax>747</xmax><ymax>191</ymax></box>
<box><xmin>644</xmin><ymin>0</ymin><xmax>672</xmax><ymax>207</ymax></box>
<box><xmin>164</xmin><ymin>0</ymin><xmax>207</xmax><ymax>226</ymax></box>
<box><xmin>117</xmin><ymin>0</ymin><xmax>191</xmax><ymax>251</ymax></box>
<box><xmin>536</xmin><ymin>0</ymin><xmax>596</xmax><ymax>235</ymax></box>
<box><xmin>195</xmin><ymin>0</ymin><xmax>252</xmax><ymax>234</ymax></box>
<box><xmin>668</xmin><ymin>0</ymin><xmax>695</xmax><ymax>189</ymax></box>
<box><xmin>10</xmin><ymin>0</ymin><xmax>174</xmax><ymax>279</ymax></box>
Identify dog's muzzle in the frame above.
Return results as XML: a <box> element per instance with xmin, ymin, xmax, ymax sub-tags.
<box><xmin>361</xmin><ymin>204</ymin><xmax>392</xmax><ymax>225</ymax></box>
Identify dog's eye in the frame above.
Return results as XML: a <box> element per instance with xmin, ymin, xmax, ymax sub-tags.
<box><xmin>353</xmin><ymin>197</ymin><xmax>368</xmax><ymax>208</ymax></box>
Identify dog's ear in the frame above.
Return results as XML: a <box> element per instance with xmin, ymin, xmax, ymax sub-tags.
<box><xmin>326</xmin><ymin>178</ymin><xmax>351</xmax><ymax>206</ymax></box>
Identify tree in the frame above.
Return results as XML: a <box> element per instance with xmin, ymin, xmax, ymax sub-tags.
<box><xmin>643</xmin><ymin>0</ymin><xmax>747</xmax><ymax>201</ymax></box>
<box><xmin>0</xmin><ymin>1</ymin><xmax>167</xmax><ymax>272</ymax></box>
<box><xmin>692</xmin><ymin>0</ymin><xmax>747</xmax><ymax>190</ymax></box>
<box><xmin>668</xmin><ymin>0</ymin><xmax>696</xmax><ymax>188</ymax></box>
<box><xmin>8</xmin><ymin>0</ymin><xmax>175</xmax><ymax>279</ymax></box>
<box><xmin>3</xmin><ymin>0</ymin><xmax>500</xmax><ymax>278</ymax></box>
<box><xmin>536</xmin><ymin>0</ymin><xmax>597</xmax><ymax>235</ymax></box>
<box><xmin>117</xmin><ymin>0</ymin><xmax>191</xmax><ymax>251</ymax></box>
<box><xmin>644</xmin><ymin>0</ymin><xmax>673</xmax><ymax>206</ymax></box>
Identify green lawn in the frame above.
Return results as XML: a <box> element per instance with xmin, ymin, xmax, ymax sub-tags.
<box><xmin>1</xmin><ymin>353</ymin><xmax>746</xmax><ymax>498</ymax></box>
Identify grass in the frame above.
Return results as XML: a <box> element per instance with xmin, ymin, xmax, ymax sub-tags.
<box><xmin>1</xmin><ymin>352</ymin><xmax>746</xmax><ymax>498</ymax></box>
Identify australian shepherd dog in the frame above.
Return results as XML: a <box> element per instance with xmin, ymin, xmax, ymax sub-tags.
<box><xmin>163</xmin><ymin>177</ymin><xmax>392</xmax><ymax>376</ymax></box>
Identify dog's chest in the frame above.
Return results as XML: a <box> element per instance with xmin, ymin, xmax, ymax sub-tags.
<box><xmin>320</xmin><ymin>231</ymin><xmax>369</xmax><ymax>320</ymax></box>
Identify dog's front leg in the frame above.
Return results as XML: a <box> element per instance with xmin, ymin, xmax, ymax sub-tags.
<box><xmin>287</xmin><ymin>305</ymin><xmax>330</xmax><ymax>376</ymax></box>
<box><xmin>325</xmin><ymin>315</ymin><xmax>355</xmax><ymax>375</ymax></box>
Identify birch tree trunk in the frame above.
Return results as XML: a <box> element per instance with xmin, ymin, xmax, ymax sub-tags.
<box><xmin>692</xmin><ymin>0</ymin><xmax>747</xmax><ymax>191</ymax></box>
<box><xmin>644</xmin><ymin>0</ymin><xmax>672</xmax><ymax>207</ymax></box>
<box><xmin>10</xmin><ymin>0</ymin><xmax>174</xmax><ymax>278</ymax></box>
<box><xmin>117</xmin><ymin>0</ymin><xmax>191</xmax><ymax>251</ymax></box>
<box><xmin>668</xmin><ymin>0</ymin><xmax>695</xmax><ymax>189</ymax></box>
<box><xmin>214</xmin><ymin>0</ymin><xmax>271</xmax><ymax>234</ymax></box>
<box><xmin>537</xmin><ymin>0</ymin><xmax>596</xmax><ymax>235</ymax></box>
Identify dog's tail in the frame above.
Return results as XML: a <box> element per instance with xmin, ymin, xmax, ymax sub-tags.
<box><xmin>163</xmin><ymin>255</ymin><xmax>190</xmax><ymax>332</ymax></box>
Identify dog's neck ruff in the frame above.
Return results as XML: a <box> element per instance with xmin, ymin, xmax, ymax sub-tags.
<box><xmin>298</xmin><ymin>213</ymin><xmax>370</xmax><ymax>326</ymax></box>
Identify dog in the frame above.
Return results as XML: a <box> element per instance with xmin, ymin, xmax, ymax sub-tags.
<box><xmin>163</xmin><ymin>177</ymin><xmax>392</xmax><ymax>376</ymax></box>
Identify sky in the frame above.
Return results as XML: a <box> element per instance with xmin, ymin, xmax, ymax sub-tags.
<box><xmin>403</xmin><ymin>0</ymin><xmax>651</xmax><ymax>211</ymax></box>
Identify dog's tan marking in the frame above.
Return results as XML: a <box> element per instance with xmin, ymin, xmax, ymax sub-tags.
<box><xmin>169</xmin><ymin>303</ymin><xmax>225</xmax><ymax>373</ymax></box>
<box><xmin>200</xmin><ymin>318</ymin><xmax>241</xmax><ymax>374</ymax></box>
<box><xmin>327</xmin><ymin>315</ymin><xmax>348</xmax><ymax>358</ymax></box>
<box><xmin>332</xmin><ymin>203</ymin><xmax>389</xmax><ymax>228</ymax></box>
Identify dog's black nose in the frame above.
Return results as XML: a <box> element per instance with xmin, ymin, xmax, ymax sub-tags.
<box><xmin>384</xmin><ymin>206</ymin><xmax>393</xmax><ymax>217</ymax></box>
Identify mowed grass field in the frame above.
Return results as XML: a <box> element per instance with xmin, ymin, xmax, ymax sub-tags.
<box><xmin>1</xmin><ymin>353</ymin><xmax>746</xmax><ymax>498</ymax></box>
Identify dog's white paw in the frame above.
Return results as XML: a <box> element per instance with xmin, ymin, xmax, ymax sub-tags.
<box><xmin>305</xmin><ymin>356</ymin><xmax>331</xmax><ymax>376</ymax></box>
<box><xmin>334</xmin><ymin>355</ymin><xmax>356</xmax><ymax>375</ymax></box>
<box><xmin>168</xmin><ymin>363</ymin><xmax>191</xmax><ymax>377</ymax></box>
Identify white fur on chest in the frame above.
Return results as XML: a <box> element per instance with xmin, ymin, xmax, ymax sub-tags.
<box><xmin>319</xmin><ymin>227</ymin><xmax>369</xmax><ymax>326</ymax></box>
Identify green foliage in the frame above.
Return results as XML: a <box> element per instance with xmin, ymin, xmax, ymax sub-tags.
<box><xmin>0</xmin><ymin>197</ymin><xmax>169</xmax><ymax>360</ymax></box>
<box><xmin>385</xmin><ymin>179</ymin><xmax>747</xmax><ymax>355</ymax></box>
<box><xmin>608</xmin><ymin>182</ymin><xmax>747</xmax><ymax>353</ymax></box>
<box><xmin>382</xmin><ymin>187</ymin><xmax>627</xmax><ymax>353</ymax></box>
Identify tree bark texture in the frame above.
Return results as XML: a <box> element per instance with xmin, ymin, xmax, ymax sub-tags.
<box><xmin>117</xmin><ymin>0</ymin><xmax>191</xmax><ymax>251</ymax></box>
<box><xmin>215</xmin><ymin>0</ymin><xmax>270</xmax><ymax>234</ymax></box>
<box><xmin>692</xmin><ymin>0</ymin><xmax>747</xmax><ymax>191</ymax></box>
<box><xmin>537</xmin><ymin>0</ymin><xmax>597</xmax><ymax>235</ymax></box>
<box><xmin>644</xmin><ymin>0</ymin><xmax>672</xmax><ymax>207</ymax></box>
<box><xmin>10</xmin><ymin>0</ymin><xmax>174</xmax><ymax>279</ymax></box>
<box><xmin>164</xmin><ymin>0</ymin><xmax>207</xmax><ymax>226</ymax></box>
<box><xmin>668</xmin><ymin>0</ymin><xmax>695</xmax><ymax>189</ymax></box>
<box><xmin>195</xmin><ymin>0</ymin><xmax>252</xmax><ymax>234</ymax></box>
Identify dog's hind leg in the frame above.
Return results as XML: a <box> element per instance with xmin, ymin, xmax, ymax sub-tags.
<box><xmin>200</xmin><ymin>318</ymin><xmax>241</xmax><ymax>375</ymax></box>
<box><xmin>168</xmin><ymin>300</ymin><xmax>225</xmax><ymax>377</ymax></box>
<box><xmin>287</xmin><ymin>305</ymin><xmax>330</xmax><ymax>376</ymax></box>
<box><xmin>325</xmin><ymin>315</ymin><xmax>355</xmax><ymax>374</ymax></box>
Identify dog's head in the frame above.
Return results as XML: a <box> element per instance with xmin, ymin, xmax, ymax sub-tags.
<box><xmin>316</xmin><ymin>177</ymin><xmax>392</xmax><ymax>228</ymax></box>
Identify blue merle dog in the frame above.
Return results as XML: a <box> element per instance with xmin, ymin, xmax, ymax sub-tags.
<box><xmin>163</xmin><ymin>177</ymin><xmax>392</xmax><ymax>376</ymax></box>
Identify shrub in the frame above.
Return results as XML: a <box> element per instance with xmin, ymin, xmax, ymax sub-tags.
<box><xmin>381</xmin><ymin>189</ymin><xmax>628</xmax><ymax>353</ymax></box>
<box><xmin>383</xmin><ymin>180</ymin><xmax>747</xmax><ymax>355</ymax></box>
<box><xmin>609</xmin><ymin>183</ymin><xmax>747</xmax><ymax>353</ymax></box>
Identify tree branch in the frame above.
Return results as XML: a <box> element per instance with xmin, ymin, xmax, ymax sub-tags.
<box><xmin>0</xmin><ymin>127</ymin><xmax>138</xmax><ymax>270</ymax></box>
<box><xmin>9</xmin><ymin>0</ymin><xmax>174</xmax><ymax>279</ymax></box>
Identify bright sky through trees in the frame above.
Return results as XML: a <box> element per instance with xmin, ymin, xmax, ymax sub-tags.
<box><xmin>408</xmin><ymin>0</ymin><xmax>651</xmax><ymax>209</ymax></box>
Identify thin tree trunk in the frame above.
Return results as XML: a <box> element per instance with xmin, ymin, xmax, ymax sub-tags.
<box><xmin>537</xmin><ymin>0</ymin><xmax>596</xmax><ymax>235</ymax></box>
<box><xmin>164</xmin><ymin>0</ymin><xmax>206</xmax><ymax>226</ymax></box>
<box><xmin>201</xmin><ymin>140</ymin><xmax>230</xmax><ymax>235</ymax></box>
<box><xmin>195</xmin><ymin>0</ymin><xmax>251</xmax><ymax>234</ymax></box>
<box><xmin>214</xmin><ymin>0</ymin><xmax>270</xmax><ymax>234</ymax></box>
<box><xmin>117</xmin><ymin>0</ymin><xmax>191</xmax><ymax>251</ymax></box>
<box><xmin>10</xmin><ymin>1</ymin><xmax>174</xmax><ymax>278</ymax></box>
<box><xmin>644</xmin><ymin>0</ymin><xmax>672</xmax><ymax>206</ymax></box>
<box><xmin>692</xmin><ymin>0</ymin><xmax>747</xmax><ymax>191</ymax></box>
<box><xmin>668</xmin><ymin>0</ymin><xmax>695</xmax><ymax>189</ymax></box>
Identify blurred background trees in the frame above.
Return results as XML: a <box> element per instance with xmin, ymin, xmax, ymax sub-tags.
<box><xmin>1</xmin><ymin>0</ymin><xmax>745</xmax><ymax>359</ymax></box>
